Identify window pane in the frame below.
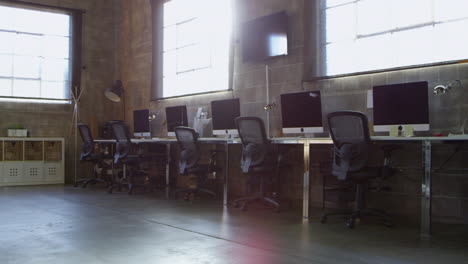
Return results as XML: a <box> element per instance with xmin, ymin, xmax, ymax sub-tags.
<box><xmin>163</xmin><ymin>51</ymin><xmax>176</xmax><ymax>77</ymax></box>
<box><xmin>13</xmin><ymin>79</ymin><xmax>40</xmax><ymax>97</ymax></box>
<box><xmin>14</xmin><ymin>8</ymin><xmax>52</xmax><ymax>34</ymax></box>
<box><xmin>42</xmin><ymin>59</ymin><xmax>69</xmax><ymax>81</ymax></box>
<box><xmin>0</xmin><ymin>32</ymin><xmax>15</xmax><ymax>53</ymax></box>
<box><xmin>0</xmin><ymin>55</ymin><xmax>13</xmax><ymax>76</ymax></box>
<box><xmin>40</xmin><ymin>13</ymin><xmax>70</xmax><ymax>36</ymax></box>
<box><xmin>355</xmin><ymin>34</ymin><xmax>395</xmax><ymax>72</ymax></box>
<box><xmin>326</xmin><ymin>0</ymin><xmax>354</xmax><ymax>8</ymax></box>
<box><xmin>0</xmin><ymin>6</ymin><xmax>16</xmax><ymax>30</ymax></box>
<box><xmin>14</xmin><ymin>34</ymin><xmax>42</xmax><ymax>56</ymax></box>
<box><xmin>0</xmin><ymin>79</ymin><xmax>12</xmax><ymax>96</ymax></box>
<box><xmin>326</xmin><ymin>4</ymin><xmax>356</xmax><ymax>43</ymax></box>
<box><xmin>393</xmin><ymin>26</ymin><xmax>434</xmax><ymax>67</ymax></box>
<box><xmin>43</xmin><ymin>36</ymin><xmax>70</xmax><ymax>59</ymax></box>
<box><xmin>162</xmin><ymin>0</ymin><xmax>231</xmax><ymax>98</ymax></box>
<box><xmin>357</xmin><ymin>0</ymin><xmax>392</xmax><ymax>35</ymax></box>
<box><xmin>326</xmin><ymin>41</ymin><xmax>356</xmax><ymax>76</ymax></box>
<box><xmin>176</xmin><ymin>44</ymin><xmax>211</xmax><ymax>73</ymax></box>
<box><xmin>434</xmin><ymin>0</ymin><xmax>468</xmax><ymax>22</ymax></box>
<box><xmin>13</xmin><ymin>56</ymin><xmax>40</xmax><ymax>78</ymax></box>
<box><xmin>41</xmin><ymin>81</ymin><xmax>66</xmax><ymax>99</ymax></box>
<box><xmin>163</xmin><ymin>25</ymin><xmax>177</xmax><ymax>51</ymax></box>
<box><xmin>177</xmin><ymin>19</ymin><xmax>203</xmax><ymax>47</ymax></box>
<box><xmin>322</xmin><ymin>0</ymin><xmax>468</xmax><ymax>76</ymax></box>
<box><xmin>433</xmin><ymin>19</ymin><xmax>468</xmax><ymax>62</ymax></box>
<box><xmin>391</xmin><ymin>0</ymin><xmax>432</xmax><ymax>28</ymax></box>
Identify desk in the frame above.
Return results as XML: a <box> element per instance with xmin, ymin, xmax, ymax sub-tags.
<box><xmin>95</xmin><ymin>135</ymin><xmax>468</xmax><ymax>239</ymax></box>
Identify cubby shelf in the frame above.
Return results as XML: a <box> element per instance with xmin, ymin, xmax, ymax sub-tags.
<box><xmin>0</xmin><ymin>138</ymin><xmax>64</xmax><ymax>186</ymax></box>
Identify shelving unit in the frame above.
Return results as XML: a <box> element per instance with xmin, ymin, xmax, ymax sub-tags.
<box><xmin>0</xmin><ymin>138</ymin><xmax>65</xmax><ymax>186</ymax></box>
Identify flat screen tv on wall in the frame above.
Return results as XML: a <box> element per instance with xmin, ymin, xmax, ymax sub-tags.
<box><xmin>241</xmin><ymin>11</ymin><xmax>289</xmax><ymax>62</ymax></box>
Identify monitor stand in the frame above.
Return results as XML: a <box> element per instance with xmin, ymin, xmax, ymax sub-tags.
<box><xmin>389</xmin><ymin>125</ymin><xmax>414</xmax><ymax>137</ymax></box>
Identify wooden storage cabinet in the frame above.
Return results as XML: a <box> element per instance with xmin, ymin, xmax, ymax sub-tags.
<box><xmin>0</xmin><ymin>138</ymin><xmax>65</xmax><ymax>186</ymax></box>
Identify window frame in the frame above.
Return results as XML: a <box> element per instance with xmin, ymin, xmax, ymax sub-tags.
<box><xmin>0</xmin><ymin>0</ymin><xmax>84</xmax><ymax>103</ymax></box>
<box><xmin>151</xmin><ymin>0</ymin><xmax>234</xmax><ymax>101</ymax></box>
<box><xmin>308</xmin><ymin>0</ymin><xmax>468</xmax><ymax>81</ymax></box>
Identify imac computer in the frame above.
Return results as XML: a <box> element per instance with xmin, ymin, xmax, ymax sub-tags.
<box><xmin>211</xmin><ymin>98</ymin><xmax>241</xmax><ymax>136</ymax></box>
<box><xmin>373</xmin><ymin>81</ymin><xmax>429</xmax><ymax>133</ymax></box>
<box><xmin>165</xmin><ymin>105</ymin><xmax>188</xmax><ymax>137</ymax></box>
<box><xmin>281</xmin><ymin>91</ymin><xmax>324</xmax><ymax>134</ymax></box>
<box><xmin>133</xmin><ymin>109</ymin><xmax>151</xmax><ymax>138</ymax></box>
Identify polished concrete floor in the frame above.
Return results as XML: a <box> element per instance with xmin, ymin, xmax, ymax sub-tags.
<box><xmin>0</xmin><ymin>185</ymin><xmax>467</xmax><ymax>264</ymax></box>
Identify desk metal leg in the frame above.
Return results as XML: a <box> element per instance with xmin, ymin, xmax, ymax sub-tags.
<box><xmin>223</xmin><ymin>143</ymin><xmax>229</xmax><ymax>206</ymax></box>
<box><xmin>303</xmin><ymin>141</ymin><xmax>310</xmax><ymax>218</ymax></box>
<box><xmin>165</xmin><ymin>143</ymin><xmax>171</xmax><ymax>199</ymax></box>
<box><xmin>421</xmin><ymin>140</ymin><xmax>432</xmax><ymax>239</ymax></box>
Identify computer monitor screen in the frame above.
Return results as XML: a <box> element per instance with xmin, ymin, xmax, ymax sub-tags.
<box><xmin>373</xmin><ymin>81</ymin><xmax>429</xmax><ymax>132</ymax></box>
<box><xmin>133</xmin><ymin>109</ymin><xmax>150</xmax><ymax>137</ymax></box>
<box><xmin>211</xmin><ymin>98</ymin><xmax>241</xmax><ymax>136</ymax></box>
<box><xmin>165</xmin><ymin>105</ymin><xmax>188</xmax><ymax>136</ymax></box>
<box><xmin>241</xmin><ymin>11</ymin><xmax>288</xmax><ymax>62</ymax></box>
<box><xmin>281</xmin><ymin>91</ymin><xmax>323</xmax><ymax>134</ymax></box>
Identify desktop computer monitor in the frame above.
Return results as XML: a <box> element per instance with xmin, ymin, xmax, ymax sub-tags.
<box><xmin>373</xmin><ymin>81</ymin><xmax>429</xmax><ymax>132</ymax></box>
<box><xmin>211</xmin><ymin>98</ymin><xmax>241</xmax><ymax>136</ymax></box>
<box><xmin>165</xmin><ymin>105</ymin><xmax>188</xmax><ymax>137</ymax></box>
<box><xmin>281</xmin><ymin>91</ymin><xmax>324</xmax><ymax>134</ymax></box>
<box><xmin>133</xmin><ymin>109</ymin><xmax>150</xmax><ymax>137</ymax></box>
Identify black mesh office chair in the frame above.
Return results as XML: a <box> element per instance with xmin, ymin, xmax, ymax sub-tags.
<box><xmin>74</xmin><ymin>123</ymin><xmax>107</xmax><ymax>188</ymax></box>
<box><xmin>233</xmin><ymin>117</ymin><xmax>281</xmax><ymax>212</ymax></box>
<box><xmin>108</xmin><ymin>121</ymin><xmax>148</xmax><ymax>194</ymax></box>
<box><xmin>322</xmin><ymin>111</ymin><xmax>393</xmax><ymax>228</ymax></box>
<box><xmin>174</xmin><ymin>127</ymin><xmax>217</xmax><ymax>201</ymax></box>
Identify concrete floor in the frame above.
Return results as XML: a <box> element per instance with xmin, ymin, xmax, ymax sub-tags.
<box><xmin>0</xmin><ymin>186</ymin><xmax>467</xmax><ymax>264</ymax></box>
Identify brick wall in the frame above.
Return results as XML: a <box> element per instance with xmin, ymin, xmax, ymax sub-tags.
<box><xmin>0</xmin><ymin>0</ymin><xmax>121</xmax><ymax>183</ymax></box>
<box><xmin>118</xmin><ymin>0</ymin><xmax>468</xmax><ymax>223</ymax></box>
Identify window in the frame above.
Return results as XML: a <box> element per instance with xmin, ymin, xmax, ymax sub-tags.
<box><xmin>161</xmin><ymin>0</ymin><xmax>232</xmax><ymax>98</ymax></box>
<box><xmin>321</xmin><ymin>0</ymin><xmax>468</xmax><ymax>77</ymax></box>
<box><xmin>0</xmin><ymin>3</ymin><xmax>72</xmax><ymax>103</ymax></box>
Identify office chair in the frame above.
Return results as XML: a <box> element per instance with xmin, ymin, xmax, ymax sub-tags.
<box><xmin>233</xmin><ymin>117</ymin><xmax>281</xmax><ymax>212</ymax></box>
<box><xmin>174</xmin><ymin>126</ymin><xmax>217</xmax><ymax>201</ymax></box>
<box><xmin>108</xmin><ymin>121</ymin><xmax>148</xmax><ymax>194</ymax></box>
<box><xmin>74</xmin><ymin>123</ymin><xmax>107</xmax><ymax>188</ymax></box>
<box><xmin>321</xmin><ymin>111</ymin><xmax>393</xmax><ymax>228</ymax></box>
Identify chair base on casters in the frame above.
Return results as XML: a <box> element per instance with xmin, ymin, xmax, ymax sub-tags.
<box><xmin>74</xmin><ymin>178</ymin><xmax>107</xmax><ymax>188</ymax></box>
<box><xmin>320</xmin><ymin>208</ymin><xmax>393</xmax><ymax>228</ymax></box>
<box><xmin>233</xmin><ymin>193</ymin><xmax>280</xmax><ymax>212</ymax></box>
<box><xmin>320</xmin><ymin>183</ymin><xmax>393</xmax><ymax>229</ymax></box>
<box><xmin>174</xmin><ymin>187</ymin><xmax>216</xmax><ymax>201</ymax></box>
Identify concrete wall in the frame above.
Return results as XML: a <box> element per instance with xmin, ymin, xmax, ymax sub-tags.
<box><xmin>119</xmin><ymin>0</ymin><xmax>468</xmax><ymax>223</ymax></box>
<box><xmin>0</xmin><ymin>0</ymin><xmax>120</xmax><ymax>183</ymax></box>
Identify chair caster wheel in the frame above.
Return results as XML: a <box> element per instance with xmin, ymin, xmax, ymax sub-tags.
<box><xmin>346</xmin><ymin>219</ymin><xmax>355</xmax><ymax>229</ymax></box>
<box><xmin>107</xmin><ymin>187</ymin><xmax>113</xmax><ymax>194</ymax></box>
<box><xmin>320</xmin><ymin>216</ymin><xmax>327</xmax><ymax>224</ymax></box>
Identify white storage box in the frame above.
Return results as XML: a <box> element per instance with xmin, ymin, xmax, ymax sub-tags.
<box><xmin>8</xmin><ymin>129</ymin><xmax>28</xmax><ymax>137</ymax></box>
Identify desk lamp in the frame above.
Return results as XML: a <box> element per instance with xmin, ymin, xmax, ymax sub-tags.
<box><xmin>105</xmin><ymin>80</ymin><xmax>126</xmax><ymax>120</ymax></box>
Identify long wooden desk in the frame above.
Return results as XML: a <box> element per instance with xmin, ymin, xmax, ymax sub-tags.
<box><xmin>95</xmin><ymin>135</ymin><xmax>468</xmax><ymax>239</ymax></box>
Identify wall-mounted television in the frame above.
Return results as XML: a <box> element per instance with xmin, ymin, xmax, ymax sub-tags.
<box><xmin>241</xmin><ymin>11</ymin><xmax>288</xmax><ymax>62</ymax></box>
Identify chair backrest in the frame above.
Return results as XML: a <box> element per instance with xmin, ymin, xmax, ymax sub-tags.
<box><xmin>327</xmin><ymin>111</ymin><xmax>370</xmax><ymax>178</ymax></box>
<box><xmin>110</xmin><ymin>121</ymin><xmax>132</xmax><ymax>163</ymax></box>
<box><xmin>235</xmin><ymin>117</ymin><xmax>269</xmax><ymax>172</ymax></box>
<box><xmin>175</xmin><ymin>126</ymin><xmax>200</xmax><ymax>173</ymax></box>
<box><xmin>78</xmin><ymin>123</ymin><xmax>94</xmax><ymax>159</ymax></box>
